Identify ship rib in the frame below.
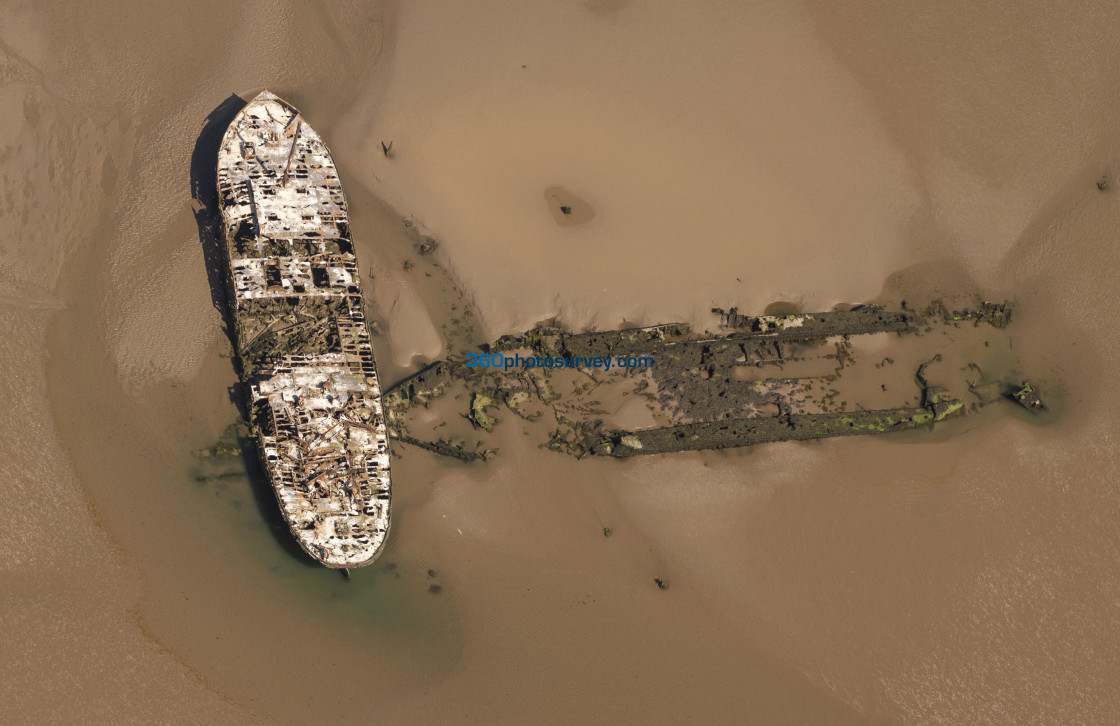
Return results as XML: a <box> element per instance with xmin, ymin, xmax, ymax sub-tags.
<box><xmin>216</xmin><ymin>90</ymin><xmax>391</xmax><ymax>568</ymax></box>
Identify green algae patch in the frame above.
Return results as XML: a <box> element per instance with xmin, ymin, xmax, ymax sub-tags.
<box><xmin>619</xmin><ymin>434</ymin><xmax>644</xmax><ymax>450</ymax></box>
<box><xmin>469</xmin><ymin>393</ymin><xmax>495</xmax><ymax>431</ymax></box>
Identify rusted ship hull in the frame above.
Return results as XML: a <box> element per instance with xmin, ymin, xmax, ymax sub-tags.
<box><xmin>216</xmin><ymin>91</ymin><xmax>390</xmax><ymax>568</ymax></box>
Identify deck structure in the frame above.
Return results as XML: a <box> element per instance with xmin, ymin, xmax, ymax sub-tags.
<box><xmin>217</xmin><ymin>90</ymin><xmax>390</xmax><ymax>568</ymax></box>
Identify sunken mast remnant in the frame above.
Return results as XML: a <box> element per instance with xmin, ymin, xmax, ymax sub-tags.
<box><xmin>216</xmin><ymin>91</ymin><xmax>390</xmax><ymax>568</ymax></box>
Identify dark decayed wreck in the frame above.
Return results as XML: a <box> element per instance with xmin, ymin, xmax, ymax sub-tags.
<box><xmin>217</xmin><ymin>91</ymin><xmax>390</xmax><ymax>568</ymax></box>
<box><xmin>382</xmin><ymin>301</ymin><xmax>1044</xmax><ymax>461</ymax></box>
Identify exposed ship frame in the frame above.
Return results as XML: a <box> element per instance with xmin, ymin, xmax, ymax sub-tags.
<box><xmin>216</xmin><ymin>90</ymin><xmax>391</xmax><ymax>569</ymax></box>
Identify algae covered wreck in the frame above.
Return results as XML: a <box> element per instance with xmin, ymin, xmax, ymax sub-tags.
<box><xmin>217</xmin><ymin>91</ymin><xmax>390</xmax><ymax>568</ymax></box>
<box><xmin>383</xmin><ymin>301</ymin><xmax>1042</xmax><ymax>461</ymax></box>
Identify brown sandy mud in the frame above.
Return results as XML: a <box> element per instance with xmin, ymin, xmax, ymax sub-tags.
<box><xmin>6</xmin><ymin>1</ymin><xmax>1118</xmax><ymax>723</ymax></box>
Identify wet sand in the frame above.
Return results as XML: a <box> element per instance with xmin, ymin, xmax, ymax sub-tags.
<box><xmin>4</xmin><ymin>1</ymin><xmax>1120</xmax><ymax>723</ymax></box>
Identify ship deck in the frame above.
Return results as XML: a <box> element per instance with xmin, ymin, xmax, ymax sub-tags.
<box><xmin>217</xmin><ymin>91</ymin><xmax>391</xmax><ymax>568</ymax></box>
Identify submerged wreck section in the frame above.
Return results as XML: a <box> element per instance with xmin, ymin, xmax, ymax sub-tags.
<box><xmin>217</xmin><ymin>91</ymin><xmax>390</xmax><ymax>568</ymax></box>
<box><xmin>601</xmin><ymin>407</ymin><xmax>948</xmax><ymax>457</ymax></box>
<box><xmin>385</xmin><ymin>301</ymin><xmax>1037</xmax><ymax>460</ymax></box>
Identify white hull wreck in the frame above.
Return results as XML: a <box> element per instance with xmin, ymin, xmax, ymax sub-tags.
<box><xmin>217</xmin><ymin>91</ymin><xmax>390</xmax><ymax>568</ymax></box>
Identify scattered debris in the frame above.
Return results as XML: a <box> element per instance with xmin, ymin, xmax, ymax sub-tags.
<box><xmin>192</xmin><ymin>442</ymin><xmax>241</xmax><ymax>458</ymax></box>
<box><xmin>395</xmin><ymin>431</ymin><xmax>497</xmax><ymax>462</ymax></box>
<box><xmin>1010</xmin><ymin>381</ymin><xmax>1045</xmax><ymax>412</ymax></box>
<box><xmin>923</xmin><ymin>299</ymin><xmax>1012</xmax><ymax>329</ymax></box>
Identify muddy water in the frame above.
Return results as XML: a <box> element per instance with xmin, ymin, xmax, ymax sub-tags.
<box><xmin>4</xmin><ymin>0</ymin><xmax>1120</xmax><ymax>723</ymax></box>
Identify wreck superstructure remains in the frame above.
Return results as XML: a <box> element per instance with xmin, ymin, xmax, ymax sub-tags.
<box><xmin>216</xmin><ymin>91</ymin><xmax>390</xmax><ymax>568</ymax></box>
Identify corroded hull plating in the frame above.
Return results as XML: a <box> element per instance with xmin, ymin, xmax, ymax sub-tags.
<box><xmin>216</xmin><ymin>91</ymin><xmax>390</xmax><ymax>568</ymax></box>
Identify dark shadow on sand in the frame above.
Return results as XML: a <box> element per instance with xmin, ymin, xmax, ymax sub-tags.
<box><xmin>191</xmin><ymin>94</ymin><xmax>320</xmax><ymax>570</ymax></box>
<box><xmin>191</xmin><ymin>94</ymin><xmax>244</xmax><ymax>351</ymax></box>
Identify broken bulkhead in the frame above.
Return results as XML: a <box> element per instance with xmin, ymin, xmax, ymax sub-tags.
<box><xmin>216</xmin><ymin>91</ymin><xmax>390</xmax><ymax>568</ymax></box>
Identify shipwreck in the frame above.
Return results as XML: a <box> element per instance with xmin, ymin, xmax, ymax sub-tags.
<box><xmin>216</xmin><ymin>91</ymin><xmax>390</xmax><ymax>568</ymax></box>
<box><xmin>206</xmin><ymin>93</ymin><xmax>1044</xmax><ymax>568</ymax></box>
<box><xmin>382</xmin><ymin>301</ymin><xmax>1042</xmax><ymax>460</ymax></box>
